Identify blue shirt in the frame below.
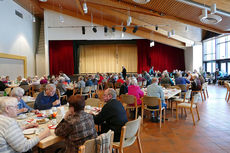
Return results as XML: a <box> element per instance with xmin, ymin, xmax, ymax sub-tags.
<box><xmin>34</xmin><ymin>91</ymin><xmax>59</xmax><ymax>110</ymax></box>
<box><xmin>175</xmin><ymin>77</ymin><xmax>190</xmax><ymax>85</ymax></box>
<box><xmin>147</xmin><ymin>83</ymin><xmax>165</xmax><ymax>103</ymax></box>
<box><xmin>86</xmin><ymin>80</ymin><xmax>93</xmax><ymax>86</ymax></box>
<box><xmin>17</xmin><ymin>99</ymin><xmax>33</xmax><ymax>114</ymax></box>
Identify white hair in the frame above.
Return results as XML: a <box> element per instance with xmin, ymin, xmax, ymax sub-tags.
<box><xmin>107</xmin><ymin>88</ymin><xmax>117</xmax><ymax>99</ymax></box>
<box><xmin>130</xmin><ymin>78</ymin><xmax>137</xmax><ymax>86</ymax></box>
<box><xmin>0</xmin><ymin>97</ymin><xmax>18</xmax><ymax>114</ymax></box>
<box><xmin>11</xmin><ymin>87</ymin><xmax>24</xmax><ymax>97</ymax></box>
<box><xmin>46</xmin><ymin>84</ymin><xmax>56</xmax><ymax>90</ymax></box>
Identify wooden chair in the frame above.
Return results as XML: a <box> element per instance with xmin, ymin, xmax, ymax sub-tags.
<box><xmin>141</xmin><ymin>96</ymin><xmax>165</xmax><ymax>128</ymax></box>
<box><xmin>192</xmin><ymin>84</ymin><xmax>205</xmax><ymax>102</ymax></box>
<box><xmin>225</xmin><ymin>83</ymin><xmax>230</xmax><ymax>102</ymax></box>
<box><xmin>80</xmin><ymin>86</ymin><xmax>92</xmax><ymax>98</ymax></box>
<box><xmin>85</xmin><ymin>98</ymin><xmax>101</xmax><ymax>107</ymax></box>
<box><xmin>176</xmin><ymin>94</ymin><xmax>200</xmax><ymax>126</ymax></box>
<box><xmin>78</xmin><ymin>130</ymin><xmax>114</xmax><ymax>153</ymax></box>
<box><xmin>20</xmin><ymin>85</ymin><xmax>30</xmax><ymax>96</ymax></box>
<box><xmin>56</xmin><ymin>89</ymin><xmax>67</xmax><ymax>104</ymax></box>
<box><xmin>30</xmin><ymin>84</ymin><xmax>41</xmax><ymax>96</ymax></box>
<box><xmin>91</xmin><ymin>85</ymin><xmax>97</xmax><ymax>94</ymax></box>
<box><xmin>4</xmin><ymin>88</ymin><xmax>12</xmax><ymax>96</ymax></box>
<box><xmin>115</xmin><ymin>82</ymin><xmax>122</xmax><ymax>89</ymax></box>
<box><xmin>120</xmin><ymin>94</ymin><xmax>141</xmax><ymax>119</ymax></box>
<box><xmin>107</xmin><ymin>82</ymin><xmax>114</xmax><ymax>89</ymax></box>
<box><xmin>202</xmin><ymin>82</ymin><xmax>209</xmax><ymax>100</ymax></box>
<box><xmin>113</xmin><ymin>116</ymin><xmax>142</xmax><ymax>153</ymax></box>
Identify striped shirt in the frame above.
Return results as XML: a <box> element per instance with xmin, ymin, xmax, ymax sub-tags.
<box><xmin>0</xmin><ymin>115</ymin><xmax>39</xmax><ymax>153</ymax></box>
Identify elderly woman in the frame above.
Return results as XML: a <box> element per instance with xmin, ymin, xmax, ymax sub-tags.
<box><xmin>55</xmin><ymin>95</ymin><xmax>97</xmax><ymax>153</ymax></box>
<box><xmin>128</xmin><ymin>78</ymin><xmax>144</xmax><ymax>105</ymax></box>
<box><xmin>11</xmin><ymin>87</ymin><xmax>39</xmax><ymax>114</ymax></box>
<box><xmin>0</xmin><ymin>97</ymin><xmax>50</xmax><ymax>153</ymax></box>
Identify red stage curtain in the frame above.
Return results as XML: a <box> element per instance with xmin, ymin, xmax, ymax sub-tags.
<box><xmin>137</xmin><ymin>39</ymin><xmax>185</xmax><ymax>73</ymax></box>
<box><xmin>49</xmin><ymin>40</ymin><xmax>74</xmax><ymax>75</ymax></box>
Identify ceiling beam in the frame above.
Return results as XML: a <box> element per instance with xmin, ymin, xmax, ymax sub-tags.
<box><xmin>75</xmin><ymin>0</ymin><xmax>84</xmax><ymax>16</ymax></box>
<box><xmin>39</xmin><ymin>3</ymin><xmax>185</xmax><ymax>48</ymax></box>
<box><xmin>86</xmin><ymin>0</ymin><xmax>225</xmax><ymax>34</ymax></box>
<box><xmin>87</xmin><ymin>3</ymin><xmax>194</xmax><ymax>46</ymax></box>
<box><xmin>14</xmin><ymin>0</ymin><xmax>43</xmax><ymax>15</ymax></box>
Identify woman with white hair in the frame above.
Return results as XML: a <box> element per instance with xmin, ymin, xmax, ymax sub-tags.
<box><xmin>11</xmin><ymin>87</ymin><xmax>39</xmax><ymax>114</ymax></box>
<box><xmin>0</xmin><ymin>97</ymin><xmax>50</xmax><ymax>153</ymax></box>
<box><xmin>128</xmin><ymin>78</ymin><xmax>144</xmax><ymax>105</ymax></box>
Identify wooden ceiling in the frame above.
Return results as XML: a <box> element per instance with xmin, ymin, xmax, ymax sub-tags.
<box><xmin>14</xmin><ymin>0</ymin><xmax>230</xmax><ymax>48</ymax></box>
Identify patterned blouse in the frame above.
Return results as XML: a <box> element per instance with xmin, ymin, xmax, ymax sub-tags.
<box><xmin>55</xmin><ymin>111</ymin><xmax>97</xmax><ymax>153</ymax></box>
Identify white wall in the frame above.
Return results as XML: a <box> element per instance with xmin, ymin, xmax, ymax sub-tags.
<box><xmin>43</xmin><ymin>10</ymin><xmax>142</xmax><ymax>75</ymax></box>
<box><xmin>0</xmin><ymin>0</ymin><xmax>38</xmax><ymax>78</ymax></box>
<box><xmin>184</xmin><ymin>45</ymin><xmax>203</xmax><ymax>72</ymax></box>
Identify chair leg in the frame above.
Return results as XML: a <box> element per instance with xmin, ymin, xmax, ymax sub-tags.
<box><xmin>200</xmin><ymin>91</ymin><xmax>204</xmax><ymax>102</ymax></box>
<box><xmin>135</xmin><ymin>107</ymin><xmax>138</xmax><ymax>119</ymax></box>
<box><xmin>206</xmin><ymin>89</ymin><xmax>209</xmax><ymax>98</ymax></box>
<box><xmin>164</xmin><ymin>108</ymin><xmax>166</xmax><ymax>123</ymax></box>
<box><xmin>141</xmin><ymin>108</ymin><xmax>144</xmax><ymax>124</ymax></box>
<box><xmin>119</xmin><ymin>148</ymin><xmax>123</xmax><ymax>153</ymax></box>
<box><xmin>137</xmin><ymin>135</ymin><xmax>143</xmax><ymax>153</ymax></box>
<box><xmin>225</xmin><ymin>90</ymin><xmax>228</xmax><ymax>101</ymax></box>
<box><xmin>184</xmin><ymin>108</ymin><xmax>187</xmax><ymax>117</ymax></box>
<box><xmin>190</xmin><ymin>108</ymin><xmax>195</xmax><ymax>126</ymax></box>
<box><xmin>227</xmin><ymin>93</ymin><xmax>230</xmax><ymax>103</ymax></box>
<box><xmin>159</xmin><ymin>110</ymin><xmax>162</xmax><ymax>128</ymax></box>
<box><xmin>196</xmin><ymin>106</ymin><xmax>200</xmax><ymax>120</ymax></box>
<box><xmin>176</xmin><ymin>105</ymin><xmax>179</xmax><ymax>120</ymax></box>
<box><xmin>203</xmin><ymin>90</ymin><xmax>206</xmax><ymax>100</ymax></box>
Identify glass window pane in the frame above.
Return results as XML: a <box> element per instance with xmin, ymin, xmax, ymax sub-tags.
<box><xmin>207</xmin><ymin>63</ymin><xmax>211</xmax><ymax>73</ymax></box>
<box><xmin>219</xmin><ymin>43</ymin><xmax>226</xmax><ymax>59</ymax></box>
<box><xmin>228</xmin><ymin>63</ymin><xmax>230</xmax><ymax>75</ymax></box>
<box><xmin>217</xmin><ymin>37</ymin><xmax>226</xmax><ymax>43</ymax></box>
<box><xmin>227</xmin><ymin>42</ymin><xmax>230</xmax><ymax>58</ymax></box>
<box><xmin>221</xmin><ymin>63</ymin><xmax>226</xmax><ymax>73</ymax></box>
<box><xmin>212</xmin><ymin>63</ymin><xmax>216</xmax><ymax>73</ymax></box>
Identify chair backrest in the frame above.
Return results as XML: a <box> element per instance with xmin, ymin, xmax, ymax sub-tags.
<box><xmin>185</xmin><ymin>90</ymin><xmax>192</xmax><ymax>100</ymax></box>
<box><xmin>4</xmin><ymin>88</ymin><xmax>11</xmax><ymax>95</ymax></box>
<box><xmin>115</xmin><ymin>82</ymin><xmax>122</xmax><ymax>89</ymax></box>
<box><xmin>20</xmin><ymin>85</ymin><xmax>30</xmax><ymax>92</ymax></box>
<box><xmin>107</xmin><ymin>82</ymin><xmax>114</xmax><ymax>88</ymax></box>
<box><xmin>142</xmin><ymin>96</ymin><xmax>161</xmax><ymax>107</ymax></box>
<box><xmin>78</xmin><ymin>130</ymin><xmax>114</xmax><ymax>153</ymax></box>
<box><xmin>120</xmin><ymin>94</ymin><xmax>136</xmax><ymax>105</ymax></box>
<box><xmin>82</xmin><ymin>86</ymin><xmax>91</xmax><ymax>94</ymax></box>
<box><xmin>191</xmin><ymin>94</ymin><xmax>199</xmax><ymax>105</ymax></box>
<box><xmin>176</xmin><ymin>84</ymin><xmax>187</xmax><ymax>91</ymax></box>
<box><xmin>32</xmin><ymin>84</ymin><xmax>41</xmax><ymax>91</ymax></box>
<box><xmin>202</xmin><ymin>82</ymin><xmax>208</xmax><ymax>90</ymax></box>
<box><xmin>85</xmin><ymin>98</ymin><xmax>101</xmax><ymax>107</ymax></box>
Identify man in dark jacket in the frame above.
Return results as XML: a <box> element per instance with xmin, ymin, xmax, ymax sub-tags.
<box><xmin>93</xmin><ymin>88</ymin><xmax>128</xmax><ymax>142</ymax></box>
<box><xmin>122</xmin><ymin>66</ymin><xmax>127</xmax><ymax>80</ymax></box>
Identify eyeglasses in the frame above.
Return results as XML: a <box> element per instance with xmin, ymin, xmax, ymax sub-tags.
<box><xmin>8</xmin><ymin>105</ymin><xmax>18</xmax><ymax>109</ymax></box>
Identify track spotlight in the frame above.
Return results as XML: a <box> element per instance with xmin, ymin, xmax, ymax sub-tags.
<box><xmin>127</xmin><ymin>16</ymin><xmax>132</xmax><ymax>26</ymax></box>
<box><xmin>122</xmin><ymin>26</ymin><xmax>126</xmax><ymax>32</ymax></box>
<box><xmin>133</xmin><ymin>25</ymin><xmax>138</xmax><ymax>33</ymax></box>
<box><xmin>211</xmin><ymin>3</ymin><xmax>216</xmax><ymax>14</ymax></box>
<box><xmin>92</xmin><ymin>26</ymin><xmax>97</xmax><ymax>33</ymax></box>
<box><xmin>32</xmin><ymin>16</ymin><xmax>36</xmax><ymax>22</ymax></box>
<box><xmin>112</xmin><ymin>26</ymin><xmax>116</xmax><ymax>32</ymax></box>
<box><xmin>83</xmin><ymin>2</ymin><xmax>88</xmax><ymax>14</ymax></box>
<box><xmin>155</xmin><ymin>25</ymin><xmax>158</xmax><ymax>31</ymax></box>
<box><xmin>185</xmin><ymin>25</ymin><xmax>189</xmax><ymax>32</ymax></box>
<box><xmin>168</xmin><ymin>31</ymin><xmax>171</xmax><ymax>38</ymax></box>
<box><xmin>150</xmin><ymin>41</ymin><xmax>155</xmax><ymax>47</ymax></box>
<box><xmin>59</xmin><ymin>15</ymin><xmax>64</xmax><ymax>23</ymax></box>
<box><xmin>104</xmin><ymin>26</ymin><xmax>108</xmax><ymax>33</ymax></box>
<box><xmin>171</xmin><ymin>29</ymin><xmax>175</xmax><ymax>35</ymax></box>
<box><xmin>82</xmin><ymin>26</ymin><xmax>85</xmax><ymax>35</ymax></box>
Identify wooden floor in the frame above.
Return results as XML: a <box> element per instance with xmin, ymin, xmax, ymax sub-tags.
<box><xmin>35</xmin><ymin>85</ymin><xmax>230</xmax><ymax>153</ymax></box>
<box><xmin>125</xmin><ymin>84</ymin><xmax>230</xmax><ymax>153</ymax></box>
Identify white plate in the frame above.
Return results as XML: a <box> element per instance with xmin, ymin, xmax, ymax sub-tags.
<box><xmin>23</xmin><ymin>128</ymin><xmax>37</xmax><ymax>135</ymax></box>
<box><xmin>17</xmin><ymin>114</ymin><xmax>27</xmax><ymax>120</ymax></box>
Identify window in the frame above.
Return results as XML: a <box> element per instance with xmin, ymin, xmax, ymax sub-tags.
<box><xmin>228</xmin><ymin>62</ymin><xmax>230</xmax><ymax>75</ymax></box>
<box><xmin>221</xmin><ymin>63</ymin><xmax>226</xmax><ymax>73</ymax></box>
<box><xmin>203</xmin><ymin>39</ymin><xmax>215</xmax><ymax>61</ymax></box>
<box><xmin>207</xmin><ymin>63</ymin><xmax>211</xmax><ymax>73</ymax></box>
<box><xmin>212</xmin><ymin>63</ymin><xmax>216</xmax><ymax>73</ymax></box>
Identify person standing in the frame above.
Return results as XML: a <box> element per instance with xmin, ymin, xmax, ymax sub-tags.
<box><xmin>149</xmin><ymin>66</ymin><xmax>154</xmax><ymax>76</ymax></box>
<box><xmin>122</xmin><ymin>66</ymin><xmax>127</xmax><ymax>80</ymax></box>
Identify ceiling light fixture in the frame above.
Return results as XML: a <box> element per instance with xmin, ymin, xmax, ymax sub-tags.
<box><xmin>32</xmin><ymin>16</ymin><xmax>36</xmax><ymax>23</ymax></box>
<box><xmin>122</xmin><ymin>26</ymin><xmax>126</xmax><ymax>32</ymax></box>
<box><xmin>127</xmin><ymin>16</ymin><xmax>132</xmax><ymax>26</ymax></box>
<box><xmin>104</xmin><ymin>26</ymin><xmax>108</xmax><ymax>33</ymax></box>
<box><xmin>132</xmin><ymin>0</ymin><xmax>150</xmax><ymax>4</ymax></box>
<box><xmin>83</xmin><ymin>2</ymin><xmax>88</xmax><ymax>14</ymax></box>
<box><xmin>133</xmin><ymin>25</ymin><xmax>138</xmax><ymax>33</ymax></box>
<box><xmin>59</xmin><ymin>15</ymin><xmax>64</xmax><ymax>23</ymax></box>
<box><xmin>185</xmin><ymin>25</ymin><xmax>189</xmax><ymax>32</ymax></box>
<box><xmin>92</xmin><ymin>26</ymin><xmax>97</xmax><ymax>33</ymax></box>
<box><xmin>211</xmin><ymin>3</ymin><xmax>216</xmax><ymax>14</ymax></box>
<box><xmin>171</xmin><ymin>29</ymin><xmax>175</xmax><ymax>35</ymax></box>
<box><xmin>82</xmin><ymin>26</ymin><xmax>85</xmax><ymax>35</ymax></box>
<box><xmin>39</xmin><ymin>0</ymin><xmax>47</xmax><ymax>2</ymax></box>
<box><xmin>168</xmin><ymin>31</ymin><xmax>171</xmax><ymax>38</ymax></box>
<box><xmin>155</xmin><ymin>25</ymin><xmax>158</xmax><ymax>31</ymax></box>
<box><xmin>150</xmin><ymin>41</ymin><xmax>155</xmax><ymax>47</ymax></box>
<box><xmin>112</xmin><ymin>26</ymin><xmax>116</xmax><ymax>32</ymax></box>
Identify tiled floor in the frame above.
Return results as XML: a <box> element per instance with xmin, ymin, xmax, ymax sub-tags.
<box><xmin>35</xmin><ymin>85</ymin><xmax>230</xmax><ymax>153</ymax></box>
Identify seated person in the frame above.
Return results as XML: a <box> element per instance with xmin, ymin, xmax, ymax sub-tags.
<box><xmin>56</xmin><ymin>77</ymin><xmax>67</xmax><ymax>96</ymax></box>
<box><xmin>0</xmin><ymin>97</ymin><xmax>50</xmax><ymax>153</ymax></box>
<box><xmin>147</xmin><ymin>78</ymin><xmax>167</xmax><ymax>122</ymax></box>
<box><xmin>93</xmin><ymin>88</ymin><xmax>128</xmax><ymax>142</ymax></box>
<box><xmin>59</xmin><ymin>71</ymin><xmax>71</xmax><ymax>84</ymax></box>
<box><xmin>128</xmin><ymin>78</ymin><xmax>144</xmax><ymax>105</ymax></box>
<box><xmin>85</xmin><ymin>75</ymin><xmax>93</xmax><ymax>86</ymax></box>
<box><xmin>77</xmin><ymin>76</ymin><xmax>85</xmax><ymax>89</ymax></box>
<box><xmin>34</xmin><ymin>84</ymin><xmax>60</xmax><ymax>110</ymax></box>
<box><xmin>191</xmin><ymin>74</ymin><xmax>201</xmax><ymax>91</ymax></box>
<box><xmin>19</xmin><ymin>78</ymin><xmax>29</xmax><ymax>86</ymax></box>
<box><xmin>116</xmin><ymin>75</ymin><xmax>125</xmax><ymax>84</ymax></box>
<box><xmin>11</xmin><ymin>87</ymin><xmax>38</xmax><ymax>114</ymax></box>
<box><xmin>0</xmin><ymin>79</ymin><xmax>7</xmax><ymax>91</ymax></box>
<box><xmin>55</xmin><ymin>95</ymin><xmax>97</xmax><ymax>152</ymax></box>
<box><xmin>160</xmin><ymin>73</ymin><xmax>174</xmax><ymax>86</ymax></box>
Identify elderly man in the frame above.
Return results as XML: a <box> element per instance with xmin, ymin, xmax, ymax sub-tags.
<box><xmin>147</xmin><ymin>77</ymin><xmax>167</xmax><ymax>122</ymax></box>
<box><xmin>34</xmin><ymin>84</ymin><xmax>60</xmax><ymax>110</ymax></box>
<box><xmin>11</xmin><ymin>87</ymin><xmax>39</xmax><ymax>114</ymax></box>
<box><xmin>0</xmin><ymin>97</ymin><xmax>50</xmax><ymax>153</ymax></box>
<box><xmin>93</xmin><ymin>88</ymin><xmax>128</xmax><ymax>142</ymax></box>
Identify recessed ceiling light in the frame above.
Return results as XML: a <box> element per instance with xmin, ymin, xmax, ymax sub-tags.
<box><xmin>39</xmin><ymin>0</ymin><xmax>48</xmax><ymax>2</ymax></box>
